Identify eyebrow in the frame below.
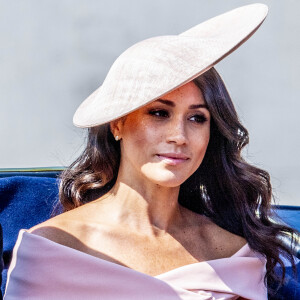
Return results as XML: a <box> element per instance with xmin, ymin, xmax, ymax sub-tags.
<box><xmin>157</xmin><ymin>99</ymin><xmax>208</xmax><ymax>109</ymax></box>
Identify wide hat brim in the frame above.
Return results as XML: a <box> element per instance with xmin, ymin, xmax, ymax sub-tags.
<box><xmin>73</xmin><ymin>4</ymin><xmax>268</xmax><ymax>128</ymax></box>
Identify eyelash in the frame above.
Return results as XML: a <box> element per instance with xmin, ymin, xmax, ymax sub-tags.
<box><xmin>148</xmin><ymin>109</ymin><xmax>208</xmax><ymax>124</ymax></box>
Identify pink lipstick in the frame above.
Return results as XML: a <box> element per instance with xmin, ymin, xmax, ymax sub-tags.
<box><xmin>156</xmin><ymin>153</ymin><xmax>189</xmax><ymax>166</ymax></box>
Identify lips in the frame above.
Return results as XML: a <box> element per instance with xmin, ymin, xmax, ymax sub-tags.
<box><xmin>156</xmin><ymin>153</ymin><xmax>189</xmax><ymax>165</ymax></box>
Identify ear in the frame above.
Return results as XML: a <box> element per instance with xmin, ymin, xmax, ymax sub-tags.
<box><xmin>110</xmin><ymin>118</ymin><xmax>124</xmax><ymax>140</ymax></box>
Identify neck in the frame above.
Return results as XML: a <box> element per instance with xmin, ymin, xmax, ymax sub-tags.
<box><xmin>100</xmin><ymin>174</ymin><xmax>185</xmax><ymax>235</ymax></box>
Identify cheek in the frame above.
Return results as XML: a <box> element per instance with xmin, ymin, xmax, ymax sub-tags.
<box><xmin>192</xmin><ymin>128</ymin><xmax>210</xmax><ymax>164</ymax></box>
<box><xmin>121</xmin><ymin>118</ymin><xmax>161</xmax><ymax>156</ymax></box>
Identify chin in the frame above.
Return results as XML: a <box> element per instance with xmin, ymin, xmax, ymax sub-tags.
<box><xmin>142</xmin><ymin>168</ymin><xmax>189</xmax><ymax>188</ymax></box>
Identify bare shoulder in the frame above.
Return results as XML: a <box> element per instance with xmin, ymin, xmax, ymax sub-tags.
<box><xmin>28</xmin><ymin>206</ymin><xmax>87</xmax><ymax>247</ymax></box>
<box><xmin>204</xmin><ymin>219</ymin><xmax>247</xmax><ymax>255</ymax></box>
<box><xmin>208</xmin><ymin>220</ymin><xmax>246</xmax><ymax>248</ymax></box>
<box><xmin>27</xmin><ymin>201</ymin><xmax>115</xmax><ymax>253</ymax></box>
<box><xmin>183</xmin><ymin>208</ymin><xmax>247</xmax><ymax>257</ymax></box>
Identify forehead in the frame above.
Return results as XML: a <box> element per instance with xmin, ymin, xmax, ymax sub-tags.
<box><xmin>157</xmin><ymin>81</ymin><xmax>205</xmax><ymax>105</ymax></box>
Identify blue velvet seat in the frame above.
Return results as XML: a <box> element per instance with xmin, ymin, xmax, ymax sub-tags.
<box><xmin>0</xmin><ymin>169</ymin><xmax>299</xmax><ymax>299</ymax></box>
<box><xmin>0</xmin><ymin>169</ymin><xmax>62</xmax><ymax>296</ymax></box>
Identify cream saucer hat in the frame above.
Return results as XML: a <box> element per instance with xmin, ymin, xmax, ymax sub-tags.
<box><xmin>73</xmin><ymin>4</ymin><xmax>268</xmax><ymax>128</ymax></box>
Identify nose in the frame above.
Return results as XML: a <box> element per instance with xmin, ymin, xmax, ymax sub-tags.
<box><xmin>166</xmin><ymin>117</ymin><xmax>187</xmax><ymax>145</ymax></box>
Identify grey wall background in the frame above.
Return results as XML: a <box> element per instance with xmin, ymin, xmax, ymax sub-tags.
<box><xmin>0</xmin><ymin>0</ymin><xmax>299</xmax><ymax>205</ymax></box>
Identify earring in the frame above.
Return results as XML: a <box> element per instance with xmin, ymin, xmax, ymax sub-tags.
<box><xmin>115</xmin><ymin>135</ymin><xmax>120</xmax><ymax>141</ymax></box>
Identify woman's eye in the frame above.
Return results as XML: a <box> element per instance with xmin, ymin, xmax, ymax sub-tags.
<box><xmin>189</xmin><ymin>114</ymin><xmax>207</xmax><ymax>124</ymax></box>
<box><xmin>148</xmin><ymin>109</ymin><xmax>169</xmax><ymax>118</ymax></box>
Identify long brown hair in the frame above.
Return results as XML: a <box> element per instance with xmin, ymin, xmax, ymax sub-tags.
<box><xmin>59</xmin><ymin>67</ymin><xmax>297</xmax><ymax>289</ymax></box>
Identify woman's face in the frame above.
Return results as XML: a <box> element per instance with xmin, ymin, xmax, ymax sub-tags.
<box><xmin>112</xmin><ymin>81</ymin><xmax>211</xmax><ymax>188</ymax></box>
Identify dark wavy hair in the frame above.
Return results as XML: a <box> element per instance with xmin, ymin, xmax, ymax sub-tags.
<box><xmin>59</xmin><ymin>67</ymin><xmax>297</xmax><ymax>290</ymax></box>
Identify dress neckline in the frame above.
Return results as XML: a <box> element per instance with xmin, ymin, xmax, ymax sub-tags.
<box><xmin>23</xmin><ymin>229</ymin><xmax>250</xmax><ymax>278</ymax></box>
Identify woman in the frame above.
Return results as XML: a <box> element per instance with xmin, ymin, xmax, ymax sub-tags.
<box><xmin>4</xmin><ymin>4</ymin><xmax>297</xmax><ymax>300</ymax></box>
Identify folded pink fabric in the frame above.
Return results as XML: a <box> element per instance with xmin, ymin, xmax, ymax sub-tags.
<box><xmin>5</xmin><ymin>230</ymin><xmax>267</xmax><ymax>299</ymax></box>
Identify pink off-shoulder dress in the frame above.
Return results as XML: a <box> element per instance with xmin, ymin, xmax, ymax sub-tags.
<box><xmin>4</xmin><ymin>230</ymin><xmax>267</xmax><ymax>299</ymax></box>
